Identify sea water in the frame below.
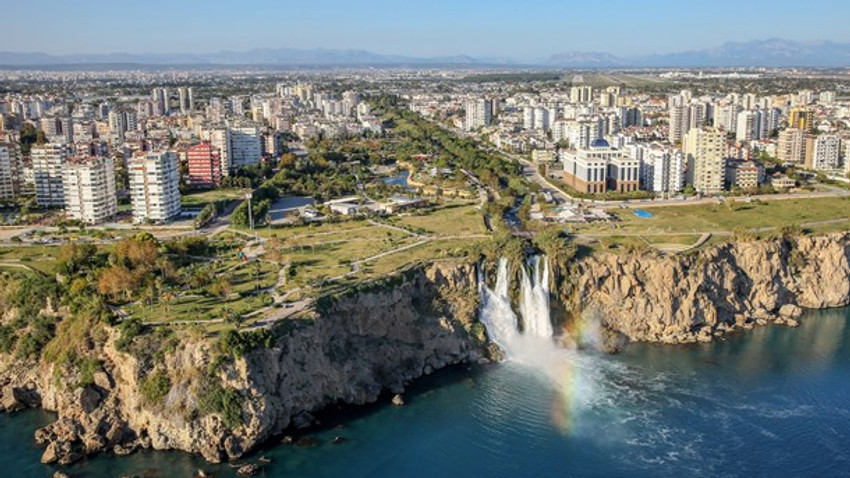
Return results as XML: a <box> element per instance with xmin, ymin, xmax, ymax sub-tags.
<box><xmin>2</xmin><ymin>306</ymin><xmax>850</xmax><ymax>477</ymax></box>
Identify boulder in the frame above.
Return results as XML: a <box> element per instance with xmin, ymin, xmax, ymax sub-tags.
<box><xmin>778</xmin><ymin>304</ymin><xmax>803</xmax><ymax>319</ymax></box>
<box><xmin>76</xmin><ymin>386</ymin><xmax>102</xmax><ymax>414</ymax></box>
<box><xmin>236</xmin><ymin>463</ymin><xmax>260</xmax><ymax>476</ymax></box>
<box><xmin>391</xmin><ymin>394</ymin><xmax>405</xmax><ymax>406</ymax></box>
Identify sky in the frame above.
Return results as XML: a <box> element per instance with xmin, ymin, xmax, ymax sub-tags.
<box><xmin>2</xmin><ymin>0</ymin><xmax>849</xmax><ymax>59</ymax></box>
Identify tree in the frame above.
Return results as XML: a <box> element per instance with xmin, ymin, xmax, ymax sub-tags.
<box><xmin>98</xmin><ymin>265</ymin><xmax>135</xmax><ymax>301</ymax></box>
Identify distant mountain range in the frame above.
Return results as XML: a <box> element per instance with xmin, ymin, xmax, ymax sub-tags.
<box><xmin>2</xmin><ymin>39</ymin><xmax>850</xmax><ymax>68</ymax></box>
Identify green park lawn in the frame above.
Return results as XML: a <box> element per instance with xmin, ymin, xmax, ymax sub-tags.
<box><xmin>396</xmin><ymin>204</ymin><xmax>487</xmax><ymax>235</ymax></box>
<box><xmin>574</xmin><ymin>197</ymin><xmax>850</xmax><ymax>235</ymax></box>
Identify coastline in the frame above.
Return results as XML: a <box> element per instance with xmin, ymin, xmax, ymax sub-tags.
<box><xmin>1</xmin><ymin>232</ymin><xmax>848</xmax><ymax>467</ymax></box>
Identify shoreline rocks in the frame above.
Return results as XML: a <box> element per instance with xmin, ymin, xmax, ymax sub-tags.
<box><xmin>1</xmin><ymin>234</ymin><xmax>848</xmax><ymax>465</ymax></box>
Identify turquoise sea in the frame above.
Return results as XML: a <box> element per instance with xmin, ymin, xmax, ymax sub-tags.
<box><xmin>3</xmin><ymin>306</ymin><xmax>850</xmax><ymax>477</ymax></box>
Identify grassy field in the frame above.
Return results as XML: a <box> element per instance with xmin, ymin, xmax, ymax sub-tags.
<box><xmin>126</xmin><ymin>259</ymin><xmax>280</xmax><ymax>323</ymax></box>
<box><xmin>360</xmin><ymin>238</ymin><xmax>480</xmax><ymax>277</ymax></box>
<box><xmin>396</xmin><ymin>205</ymin><xmax>487</xmax><ymax>235</ymax></box>
<box><xmin>0</xmin><ymin>246</ymin><xmax>63</xmax><ymax>274</ymax></box>
<box><xmin>181</xmin><ymin>188</ymin><xmax>246</xmax><ymax>207</ymax></box>
<box><xmin>572</xmin><ymin>197</ymin><xmax>850</xmax><ymax>236</ymax></box>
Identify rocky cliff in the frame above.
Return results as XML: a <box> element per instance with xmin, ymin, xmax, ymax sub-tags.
<box><xmin>0</xmin><ymin>261</ymin><xmax>481</xmax><ymax>464</ymax></box>
<box><xmin>571</xmin><ymin>233</ymin><xmax>850</xmax><ymax>344</ymax></box>
<box><xmin>2</xmin><ymin>233</ymin><xmax>850</xmax><ymax>465</ymax></box>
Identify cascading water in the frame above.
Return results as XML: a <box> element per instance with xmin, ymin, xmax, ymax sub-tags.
<box><xmin>478</xmin><ymin>257</ymin><xmax>519</xmax><ymax>349</ymax></box>
<box><xmin>519</xmin><ymin>255</ymin><xmax>553</xmax><ymax>340</ymax></box>
<box><xmin>479</xmin><ymin>255</ymin><xmax>554</xmax><ymax>357</ymax></box>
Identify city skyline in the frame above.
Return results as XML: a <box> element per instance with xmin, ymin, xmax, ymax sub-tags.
<box><xmin>2</xmin><ymin>0</ymin><xmax>850</xmax><ymax>60</ymax></box>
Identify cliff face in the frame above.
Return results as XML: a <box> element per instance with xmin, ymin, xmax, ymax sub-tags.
<box><xmin>0</xmin><ymin>261</ymin><xmax>480</xmax><ymax>464</ymax></box>
<box><xmin>2</xmin><ymin>234</ymin><xmax>850</xmax><ymax>465</ymax></box>
<box><xmin>572</xmin><ymin>233</ymin><xmax>850</xmax><ymax>344</ymax></box>
<box><xmin>237</xmin><ymin>262</ymin><xmax>479</xmax><ymax>452</ymax></box>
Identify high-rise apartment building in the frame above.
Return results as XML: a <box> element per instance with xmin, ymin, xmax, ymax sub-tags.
<box><xmin>807</xmin><ymin>135</ymin><xmax>841</xmax><ymax>171</ymax></box>
<box><xmin>684</xmin><ymin>127</ymin><xmax>725</xmax><ymax>194</ymax></box>
<box><xmin>63</xmin><ymin>156</ymin><xmax>117</xmax><ymax>224</ymax></box>
<box><xmin>186</xmin><ymin>142</ymin><xmax>222</xmax><ymax>188</ymax></box>
<box><xmin>32</xmin><ymin>143</ymin><xmax>68</xmax><ymax>207</ymax></box>
<box><xmin>464</xmin><ymin>99</ymin><xmax>492</xmax><ymax>131</ymax></box>
<box><xmin>736</xmin><ymin>110</ymin><xmax>757</xmax><ymax>142</ymax></box>
<box><xmin>569</xmin><ymin>86</ymin><xmax>593</xmax><ymax>104</ymax></box>
<box><xmin>229</xmin><ymin>123</ymin><xmax>262</xmax><ymax>169</ymax></box>
<box><xmin>108</xmin><ymin>109</ymin><xmax>138</xmax><ymax>140</ymax></box>
<box><xmin>0</xmin><ymin>142</ymin><xmax>21</xmax><ymax>199</ymax></box>
<box><xmin>789</xmin><ymin>107</ymin><xmax>813</xmax><ymax>132</ymax></box>
<box><xmin>152</xmin><ymin>88</ymin><xmax>169</xmax><ymax>116</ymax></box>
<box><xmin>668</xmin><ymin>102</ymin><xmax>688</xmax><ymax>144</ymax></box>
<box><xmin>640</xmin><ymin>143</ymin><xmax>684</xmax><ymax>193</ymax></box>
<box><xmin>777</xmin><ymin>129</ymin><xmax>807</xmax><ymax>163</ymax></box>
<box><xmin>178</xmin><ymin>87</ymin><xmax>195</xmax><ymax>114</ymax></box>
<box><xmin>129</xmin><ymin>151</ymin><xmax>181</xmax><ymax>223</ymax></box>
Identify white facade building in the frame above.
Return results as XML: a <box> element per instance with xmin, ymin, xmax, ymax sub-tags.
<box><xmin>464</xmin><ymin>99</ymin><xmax>492</xmax><ymax>131</ymax></box>
<box><xmin>810</xmin><ymin>135</ymin><xmax>841</xmax><ymax>171</ymax></box>
<box><xmin>0</xmin><ymin>142</ymin><xmax>20</xmax><ymax>199</ymax></box>
<box><xmin>129</xmin><ymin>151</ymin><xmax>181</xmax><ymax>223</ymax></box>
<box><xmin>63</xmin><ymin>156</ymin><xmax>117</xmax><ymax>224</ymax></box>
<box><xmin>32</xmin><ymin>143</ymin><xmax>68</xmax><ymax>207</ymax></box>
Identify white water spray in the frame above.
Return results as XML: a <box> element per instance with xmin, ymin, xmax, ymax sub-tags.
<box><xmin>519</xmin><ymin>255</ymin><xmax>553</xmax><ymax>340</ymax></box>
<box><xmin>478</xmin><ymin>258</ymin><xmax>519</xmax><ymax>349</ymax></box>
<box><xmin>479</xmin><ymin>255</ymin><xmax>555</xmax><ymax>358</ymax></box>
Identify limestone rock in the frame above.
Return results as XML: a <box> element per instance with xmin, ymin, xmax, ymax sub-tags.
<box><xmin>574</xmin><ymin>233</ymin><xmax>850</xmax><ymax>344</ymax></box>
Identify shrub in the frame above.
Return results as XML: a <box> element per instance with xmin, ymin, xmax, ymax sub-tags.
<box><xmin>76</xmin><ymin>357</ymin><xmax>103</xmax><ymax>388</ymax></box>
<box><xmin>197</xmin><ymin>376</ymin><xmax>243</xmax><ymax>427</ymax></box>
<box><xmin>0</xmin><ymin>325</ymin><xmax>17</xmax><ymax>354</ymax></box>
<box><xmin>216</xmin><ymin>329</ymin><xmax>276</xmax><ymax>357</ymax></box>
<box><xmin>140</xmin><ymin>370</ymin><xmax>171</xmax><ymax>406</ymax></box>
<box><xmin>115</xmin><ymin>318</ymin><xmax>143</xmax><ymax>352</ymax></box>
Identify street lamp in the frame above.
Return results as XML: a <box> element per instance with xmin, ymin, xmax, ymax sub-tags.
<box><xmin>246</xmin><ymin>192</ymin><xmax>254</xmax><ymax>230</ymax></box>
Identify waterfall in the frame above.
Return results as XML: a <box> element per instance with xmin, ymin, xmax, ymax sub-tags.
<box><xmin>479</xmin><ymin>255</ymin><xmax>554</xmax><ymax>358</ymax></box>
<box><xmin>519</xmin><ymin>255</ymin><xmax>553</xmax><ymax>340</ymax></box>
<box><xmin>478</xmin><ymin>258</ymin><xmax>519</xmax><ymax>349</ymax></box>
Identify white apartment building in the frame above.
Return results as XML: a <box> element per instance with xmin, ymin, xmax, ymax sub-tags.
<box><xmin>809</xmin><ymin>135</ymin><xmax>841</xmax><ymax>171</ymax></box>
<box><xmin>777</xmin><ymin>128</ymin><xmax>807</xmax><ymax>163</ymax></box>
<box><xmin>32</xmin><ymin>143</ymin><xmax>68</xmax><ymax>207</ymax></box>
<box><xmin>714</xmin><ymin>104</ymin><xmax>740</xmax><ymax>133</ymax></box>
<box><xmin>63</xmin><ymin>156</ymin><xmax>117</xmax><ymax>224</ymax></box>
<box><xmin>668</xmin><ymin>103</ymin><xmax>688</xmax><ymax>144</ymax></box>
<box><xmin>0</xmin><ymin>142</ymin><xmax>20</xmax><ymax>199</ymax></box>
<box><xmin>464</xmin><ymin>99</ymin><xmax>492</xmax><ymax>131</ymax></box>
<box><xmin>129</xmin><ymin>151</ymin><xmax>181</xmax><ymax>223</ymax></box>
<box><xmin>736</xmin><ymin>110</ymin><xmax>757</xmax><ymax>142</ymax></box>
<box><xmin>684</xmin><ymin>128</ymin><xmax>725</xmax><ymax>194</ymax></box>
<box><xmin>640</xmin><ymin>144</ymin><xmax>685</xmax><ymax>193</ymax></box>
<box><xmin>207</xmin><ymin>127</ymin><xmax>232</xmax><ymax>174</ymax></box>
<box><xmin>569</xmin><ymin>86</ymin><xmax>593</xmax><ymax>104</ymax></box>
